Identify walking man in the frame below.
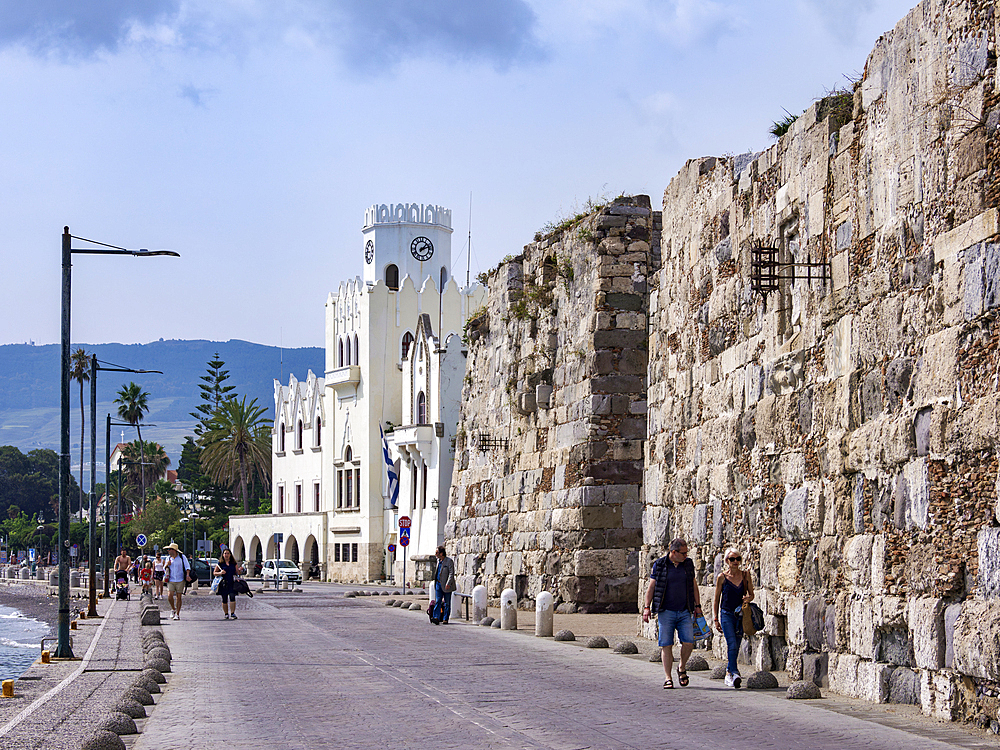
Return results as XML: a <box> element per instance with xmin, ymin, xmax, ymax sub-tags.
<box><xmin>642</xmin><ymin>538</ymin><xmax>703</xmax><ymax>689</ymax></box>
<box><xmin>113</xmin><ymin>548</ymin><xmax>131</xmax><ymax>580</ymax></box>
<box><xmin>429</xmin><ymin>546</ymin><xmax>456</xmax><ymax>625</ymax></box>
<box><xmin>163</xmin><ymin>542</ymin><xmax>191</xmax><ymax>620</ymax></box>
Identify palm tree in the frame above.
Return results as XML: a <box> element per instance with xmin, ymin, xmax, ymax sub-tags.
<box><xmin>115</xmin><ymin>382</ymin><xmax>150</xmax><ymax>511</ymax></box>
<box><xmin>70</xmin><ymin>348</ymin><xmax>90</xmax><ymax>522</ymax></box>
<box><xmin>121</xmin><ymin>440</ymin><xmax>170</xmax><ymax>507</ymax></box>
<box><xmin>199</xmin><ymin>396</ymin><xmax>272</xmax><ymax>515</ymax></box>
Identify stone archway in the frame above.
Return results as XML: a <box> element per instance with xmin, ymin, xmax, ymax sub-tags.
<box><xmin>286</xmin><ymin>535</ymin><xmax>300</xmax><ymax>564</ymax></box>
<box><xmin>232</xmin><ymin>536</ymin><xmax>245</xmax><ymax>562</ymax></box>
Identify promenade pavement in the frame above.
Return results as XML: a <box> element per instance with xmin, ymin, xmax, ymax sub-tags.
<box><xmin>132</xmin><ymin>585</ymin><xmax>999</xmax><ymax>750</ymax></box>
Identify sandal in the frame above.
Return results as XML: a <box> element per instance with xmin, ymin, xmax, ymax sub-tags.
<box><xmin>663</xmin><ymin>678</ymin><xmax>674</xmax><ymax>689</ymax></box>
<box><xmin>678</xmin><ymin>670</ymin><xmax>689</xmax><ymax>687</ymax></box>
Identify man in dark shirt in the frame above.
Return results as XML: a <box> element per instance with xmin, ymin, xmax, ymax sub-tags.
<box><xmin>642</xmin><ymin>538</ymin><xmax>703</xmax><ymax>689</ymax></box>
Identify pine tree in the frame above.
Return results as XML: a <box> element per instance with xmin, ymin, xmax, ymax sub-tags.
<box><xmin>190</xmin><ymin>353</ymin><xmax>235</xmax><ymax>435</ymax></box>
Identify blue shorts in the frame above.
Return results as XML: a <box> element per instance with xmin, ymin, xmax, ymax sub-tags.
<box><xmin>657</xmin><ymin>609</ymin><xmax>694</xmax><ymax>647</ymax></box>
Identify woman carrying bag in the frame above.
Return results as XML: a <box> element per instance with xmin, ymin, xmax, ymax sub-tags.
<box><xmin>712</xmin><ymin>547</ymin><xmax>754</xmax><ymax>689</ymax></box>
<box><xmin>213</xmin><ymin>548</ymin><xmax>245</xmax><ymax>620</ymax></box>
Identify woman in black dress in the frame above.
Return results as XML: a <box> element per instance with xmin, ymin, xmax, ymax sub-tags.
<box><xmin>213</xmin><ymin>548</ymin><xmax>244</xmax><ymax>620</ymax></box>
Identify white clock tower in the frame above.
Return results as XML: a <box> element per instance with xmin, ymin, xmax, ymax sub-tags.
<box><xmin>361</xmin><ymin>203</ymin><xmax>454</xmax><ymax>289</ymax></box>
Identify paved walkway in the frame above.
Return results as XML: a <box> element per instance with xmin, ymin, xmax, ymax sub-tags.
<box><xmin>132</xmin><ymin>587</ymin><xmax>998</xmax><ymax>750</ymax></box>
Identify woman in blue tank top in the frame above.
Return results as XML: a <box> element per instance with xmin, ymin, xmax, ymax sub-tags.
<box><xmin>712</xmin><ymin>547</ymin><xmax>754</xmax><ymax>688</ymax></box>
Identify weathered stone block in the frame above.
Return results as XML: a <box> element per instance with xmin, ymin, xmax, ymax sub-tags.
<box><xmin>829</xmin><ymin>652</ymin><xmax>860</xmax><ymax>698</ymax></box>
<box><xmin>781</xmin><ymin>487</ymin><xmax>810</xmax><ymax>540</ymax></box>
<box><xmin>857</xmin><ymin>660</ymin><xmax>894</xmax><ymax>703</ymax></box>
<box><xmin>581</xmin><ymin>506</ymin><xmax>621</xmax><ymax>529</ymax></box>
<box><xmin>786</xmin><ymin>595</ymin><xmax>805</xmax><ymax>646</ymax></box>
<box><xmin>978</xmin><ymin>528</ymin><xmax>1000</xmax><ymax>599</ymax></box>
<box><xmin>759</xmin><ymin>541</ymin><xmax>780</xmax><ymax>590</ymax></box>
<box><xmin>952</xmin><ymin>599</ymin><xmax>1000</xmax><ymax>681</ymax></box>
<box><xmin>887</xmin><ymin>666</ymin><xmax>920</xmax><ymax>704</ymax></box>
<box><xmin>801</xmin><ymin>652</ymin><xmax>828</xmax><ymax>687</ymax></box>
<box><xmin>573</xmin><ymin>549</ymin><xmax>626</xmax><ymax>577</ymax></box>
<box><xmin>778</xmin><ymin>546</ymin><xmax>799</xmax><ymax>589</ymax></box>
<box><xmin>804</xmin><ymin>597</ymin><xmax>826</xmax><ymax>652</ymax></box>
<box><xmin>907</xmin><ymin>597</ymin><xmax>945</xmax><ymax>670</ymax></box>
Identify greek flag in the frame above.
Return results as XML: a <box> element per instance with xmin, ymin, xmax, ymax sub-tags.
<box><xmin>380</xmin><ymin>426</ymin><xmax>399</xmax><ymax>507</ymax></box>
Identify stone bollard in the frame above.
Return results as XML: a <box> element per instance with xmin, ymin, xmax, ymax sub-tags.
<box><xmin>535</xmin><ymin>591</ymin><xmax>554</xmax><ymax>637</ymax></box>
<box><xmin>500</xmin><ymin>588</ymin><xmax>517</xmax><ymax>630</ymax></box>
<box><xmin>70</xmin><ymin>571</ymin><xmax>81</xmax><ymax>588</ymax></box>
<box><xmin>36</xmin><ymin>567</ymin><xmax>46</xmax><ymax>581</ymax></box>
<box><xmin>19</xmin><ymin>567</ymin><xmax>29</xmax><ymax>580</ymax></box>
<box><xmin>472</xmin><ymin>585</ymin><xmax>488</xmax><ymax>623</ymax></box>
<box><xmin>49</xmin><ymin>573</ymin><xmax>58</xmax><ymax>587</ymax></box>
<box><xmin>281</xmin><ymin>575</ymin><xmax>290</xmax><ymax>591</ymax></box>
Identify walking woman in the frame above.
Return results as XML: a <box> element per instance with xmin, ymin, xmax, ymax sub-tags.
<box><xmin>213</xmin><ymin>548</ymin><xmax>244</xmax><ymax>620</ymax></box>
<box><xmin>153</xmin><ymin>553</ymin><xmax>165</xmax><ymax>600</ymax></box>
<box><xmin>712</xmin><ymin>547</ymin><xmax>754</xmax><ymax>689</ymax></box>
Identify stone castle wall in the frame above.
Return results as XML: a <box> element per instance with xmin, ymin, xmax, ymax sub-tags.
<box><xmin>642</xmin><ymin>0</ymin><xmax>1000</xmax><ymax>724</ymax></box>
<box><xmin>446</xmin><ymin>197</ymin><xmax>657</xmax><ymax>612</ymax></box>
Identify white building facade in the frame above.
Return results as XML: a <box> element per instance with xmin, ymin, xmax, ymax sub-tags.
<box><xmin>229</xmin><ymin>203</ymin><xmax>483</xmax><ymax>582</ymax></box>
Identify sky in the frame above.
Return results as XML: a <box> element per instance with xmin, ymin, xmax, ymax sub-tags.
<box><xmin>0</xmin><ymin>0</ymin><xmax>920</xmax><ymax>350</ymax></box>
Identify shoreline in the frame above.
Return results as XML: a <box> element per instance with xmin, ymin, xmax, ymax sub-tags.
<box><xmin>0</xmin><ymin>582</ymin><xmax>58</xmax><ymax>632</ymax></box>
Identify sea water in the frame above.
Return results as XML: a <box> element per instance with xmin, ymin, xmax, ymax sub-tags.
<box><xmin>0</xmin><ymin>606</ymin><xmax>51</xmax><ymax>680</ymax></box>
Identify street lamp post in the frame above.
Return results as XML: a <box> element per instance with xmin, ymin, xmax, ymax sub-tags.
<box><xmin>58</xmin><ymin>227</ymin><xmax>178</xmax><ymax>657</ymax></box>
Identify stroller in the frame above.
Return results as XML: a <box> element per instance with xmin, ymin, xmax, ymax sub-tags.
<box><xmin>115</xmin><ymin>572</ymin><xmax>130</xmax><ymax>601</ymax></box>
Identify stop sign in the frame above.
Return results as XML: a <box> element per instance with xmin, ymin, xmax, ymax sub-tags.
<box><xmin>398</xmin><ymin>516</ymin><xmax>411</xmax><ymax>529</ymax></box>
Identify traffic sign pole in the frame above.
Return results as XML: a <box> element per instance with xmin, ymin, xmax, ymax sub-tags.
<box><xmin>398</xmin><ymin>517</ymin><xmax>411</xmax><ymax>588</ymax></box>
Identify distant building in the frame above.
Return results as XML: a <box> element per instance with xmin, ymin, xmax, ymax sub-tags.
<box><xmin>228</xmin><ymin>203</ymin><xmax>483</xmax><ymax>582</ymax></box>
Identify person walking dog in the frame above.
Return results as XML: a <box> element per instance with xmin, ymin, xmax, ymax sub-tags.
<box><xmin>643</xmin><ymin>538</ymin><xmax>703</xmax><ymax>689</ymax></box>
<box><xmin>429</xmin><ymin>546</ymin><xmax>456</xmax><ymax>625</ymax></box>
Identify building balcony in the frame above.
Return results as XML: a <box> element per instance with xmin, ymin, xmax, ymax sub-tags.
<box><xmin>391</xmin><ymin>424</ymin><xmax>434</xmax><ymax>459</ymax></box>
<box><xmin>327</xmin><ymin>365</ymin><xmax>360</xmax><ymax>396</ymax></box>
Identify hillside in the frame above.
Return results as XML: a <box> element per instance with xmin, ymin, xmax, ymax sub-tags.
<box><xmin>0</xmin><ymin>339</ymin><xmax>324</xmax><ymax>483</ymax></box>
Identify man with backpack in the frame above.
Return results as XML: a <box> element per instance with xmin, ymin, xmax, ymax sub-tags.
<box><xmin>163</xmin><ymin>542</ymin><xmax>192</xmax><ymax>620</ymax></box>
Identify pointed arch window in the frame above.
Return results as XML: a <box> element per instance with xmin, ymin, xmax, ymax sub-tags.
<box><xmin>353</xmin><ymin>334</ymin><xmax>359</xmax><ymax>366</ymax></box>
<box><xmin>401</xmin><ymin>332</ymin><xmax>414</xmax><ymax>360</ymax></box>
<box><xmin>386</xmin><ymin>264</ymin><xmax>399</xmax><ymax>290</ymax></box>
<box><xmin>296</xmin><ymin>419</ymin><xmax>303</xmax><ymax>451</ymax></box>
<box><xmin>440</xmin><ymin>267</ymin><xmax>448</xmax><ymax>290</ymax></box>
<box><xmin>314</xmin><ymin>416</ymin><xmax>322</xmax><ymax>447</ymax></box>
<box><xmin>417</xmin><ymin>392</ymin><xmax>427</xmax><ymax>425</ymax></box>
<box><xmin>338</xmin><ymin>339</ymin><xmax>344</xmax><ymax>367</ymax></box>
<box><xmin>279</xmin><ymin>423</ymin><xmax>286</xmax><ymax>453</ymax></box>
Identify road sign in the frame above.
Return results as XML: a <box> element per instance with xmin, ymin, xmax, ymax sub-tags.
<box><xmin>274</xmin><ymin>532</ymin><xmax>284</xmax><ymax>544</ymax></box>
<box><xmin>136</xmin><ymin>534</ymin><xmax>148</xmax><ymax>548</ymax></box>
<box><xmin>398</xmin><ymin>516</ymin><xmax>411</xmax><ymax>529</ymax></box>
<box><xmin>387</xmin><ymin>544</ymin><xmax>396</xmax><ymax>553</ymax></box>
<box><xmin>70</xmin><ymin>544</ymin><xmax>79</xmax><ymax>558</ymax></box>
<box><xmin>399</xmin><ymin>535</ymin><xmax>409</xmax><ymax>547</ymax></box>
<box><xmin>28</xmin><ymin>549</ymin><xmax>35</xmax><ymax>562</ymax></box>
<box><xmin>399</xmin><ymin>527</ymin><xmax>410</xmax><ymax>540</ymax></box>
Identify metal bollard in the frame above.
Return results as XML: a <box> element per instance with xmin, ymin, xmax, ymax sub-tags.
<box><xmin>2</xmin><ymin>680</ymin><xmax>13</xmax><ymax>698</ymax></box>
<box><xmin>500</xmin><ymin>588</ymin><xmax>517</xmax><ymax>630</ymax></box>
<box><xmin>535</xmin><ymin>591</ymin><xmax>554</xmax><ymax>637</ymax></box>
<box><xmin>41</xmin><ymin>651</ymin><xmax>50</xmax><ymax>664</ymax></box>
<box><xmin>472</xmin><ymin>585</ymin><xmax>487</xmax><ymax>622</ymax></box>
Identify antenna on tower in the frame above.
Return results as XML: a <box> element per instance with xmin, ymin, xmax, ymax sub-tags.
<box><xmin>466</xmin><ymin>191</ymin><xmax>472</xmax><ymax>287</ymax></box>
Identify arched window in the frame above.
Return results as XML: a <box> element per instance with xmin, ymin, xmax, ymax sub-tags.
<box><xmin>344</xmin><ymin>447</ymin><xmax>353</xmax><ymax>508</ymax></box>
<box><xmin>296</xmin><ymin>419</ymin><xmax>303</xmax><ymax>450</ymax></box>
<box><xmin>386</xmin><ymin>264</ymin><xmax>399</xmax><ymax>290</ymax></box>
<box><xmin>314</xmin><ymin>416</ymin><xmax>321</xmax><ymax>447</ymax></box>
<box><xmin>401</xmin><ymin>332</ymin><xmax>414</xmax><ymax>360</ymax></box>
<box><xmin>345</xmin><ymin>336</ymin><xmax>351</xmax><ymax>366</ymax></box>
<box><xmin>417</xmin><ymin>392</ymin><xmax>427</xmax><ymax>424</ymax></box>
<box><xmin>440</xmin><ymin>267</ymin><xmax>448</xmax><ymax>290</ymax></box>
<box><xmin>353</xmin><ymin>334</ymin><xmax>359</xmax><ymax>365</ymax></box>
<box><xmin>279</xmin><ymin>423</ymin><xmax>285</xmax><ymax>452</ymax></box>
<box><xmin>338</xmin><ymin>339</ymin><xmax>344</xmax><ymax>367</ymax></box>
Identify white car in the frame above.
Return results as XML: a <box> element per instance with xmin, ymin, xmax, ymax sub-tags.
<box><xmin>261</xmin><ymin>559</ymin><xmax>302</xmax><ymax>584</ymax></box>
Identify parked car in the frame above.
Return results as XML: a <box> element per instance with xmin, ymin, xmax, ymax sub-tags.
<box><xmin>189</xmin><ymin>557</ymin><xmax>218</xmax><ymax>587</ymax></box>
<box><xmin>261</xmin><ymin>559</ymin><xmax>302</xmax><ymax>584</ymax></box>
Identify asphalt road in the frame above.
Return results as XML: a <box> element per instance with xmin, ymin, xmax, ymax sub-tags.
<box><xmin>131</xmin><ymin>585</ymin><xmax>995</xmax><ymax>750</ymax></box>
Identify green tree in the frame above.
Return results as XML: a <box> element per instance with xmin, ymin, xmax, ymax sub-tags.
<box><xmin>124</xmin><ymin>497</ymin><xmax>182</xmax><ymax>551</ymax></box>
<box><xmin>70</xmin><ymin>348</ymin><xmax>90</xmax><ymax>522</ymax></box>
<box><xmin>199</xmin><ymin>397</ymin><xmax>272</xmax><ymax>515</ymax></box>
<box><xmin>121</xmin><ymin>440</ymin><xmax>170</xmax><ymax>506</ymax></box>
<box><xmin>149</xmin><ymin>478</ymin><xmax>178</xmax><ymax>504</ymax></box>
<box><xmin>115</xmin><ymin>382</ymin><xmax>150</xmax><ymax>511</ymax></box>
<box><xmin>190</xmin><ymin>353</ymin><xmax>235</xmax><ymax>436</ymax></box>
<box><xmin>0</xmin><ymin>446</ymin><xmax>79</xmax><ymax>521</ymax></box>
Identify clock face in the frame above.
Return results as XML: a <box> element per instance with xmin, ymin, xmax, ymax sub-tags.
<box><xmin>410</xmin><ymin>236</ymin><xmax>434</xmax><ymax>262</ymax></box>
<box><xmin>365</xmin><ymin>240</ymin><xmax>374</xmax><ymax>264</ymax></box>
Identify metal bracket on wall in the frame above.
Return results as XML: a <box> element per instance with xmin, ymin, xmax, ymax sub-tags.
<box><xmin>750</xmin><ymin>243</ymin><xmax>831</xmax><ymax>296</ymax></box>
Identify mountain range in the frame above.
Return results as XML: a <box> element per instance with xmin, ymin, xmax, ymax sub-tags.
<box><xmin>0</xmin><ymin>339</ymin><xmax>324</xmax><ymax>484</ymax></box>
